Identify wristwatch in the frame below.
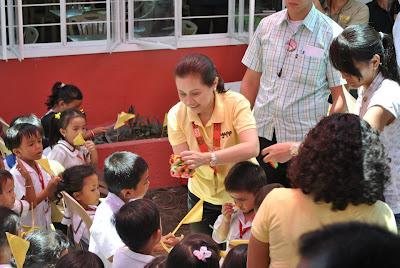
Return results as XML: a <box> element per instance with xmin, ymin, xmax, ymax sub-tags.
<box><xmin>290</xmin><ymin>143</ymin><xmax>299</xmax><ymax>157</ymax></box>
<box><xmin>210</xmin><ymin>152</ymin><xmax>218</xmax><ymax>167</ymax></box>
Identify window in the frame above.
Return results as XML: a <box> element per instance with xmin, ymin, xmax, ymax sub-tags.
<box><xmin>0</xmin><ymin>0</ymin><xmax>281</xmax><ymax>60</ymax></box>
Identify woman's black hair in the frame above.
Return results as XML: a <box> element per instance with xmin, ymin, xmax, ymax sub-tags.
<box><xmin>114</xmin><ymin>199</ymin><xmax>160</xmax><ymax>252</ymax></box>
<box><xmin>0</xmin><ymin>207</ymin><xmax>20</xmax><ymax>247</ymax></box>
<box><xmin>48</xmin><ymin>108</ymin><xmax>86</xmax><ymax>147</ymax></box>
<box><xmin>166</xmin><ymin>233</ymin><xmax>220</xmax><ymax>268</ymax></box>
<box><xmin>104</xmin><ymin>151</ymin><xmax>149</xmax><ymax>195</ymax></box>
<box><xmin>221</xmin><ymin>244</ymin><xmax>248</xmax><ymax>268</ymax></box>
<box><xmin>55</xmin><ymin>250</ymin><xmax>104</xmax><ymax>268</ymax></box>
<box><xmin>55</xmin><ymin>165</ymin><xmax>96</xmax><ymax>204</ymax></box>
<box><xmin>24</xmin><ymin>230</ymin><xmax>70</xmax><ymax>268</ymax></box>
<box><xmin>46</xmin><ymin>82</ymin><xmax>83</xmax><ymax>110</ymax></box>
<box><xmin>288</xmin><ymin>113</ymin><xmax>390</xmax><ymax>211</ymax></box>
<box><xmin>175</xmin><ymin>54</ymin><xmax>227</xmax><ymax>93</ymax></box>
<box><xmin>330</xmin><ymin>24</ymin><xmax>400</xmax><ymax>84</ymax></box>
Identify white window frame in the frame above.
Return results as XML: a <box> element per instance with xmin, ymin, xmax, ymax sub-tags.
<box><xmin>2</xmin><ymin>0</ymin><xmax>281</xmax><ymax>60</ymax></box>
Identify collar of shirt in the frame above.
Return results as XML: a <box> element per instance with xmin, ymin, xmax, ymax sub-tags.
<box><xmin>17</xmin><ymin>158</ymin><xmax>40</xmax><ymax>175</ymax></box>
<box><xmin>187</xmin><ymin>92</ymin><xmax>225</xmax><ymax>127</ymax></box>
<box><xmin>58</xmin><ymin>140</ymin><xmax>76</xmax><ymax>152</ymax></box>
<box><xmin>276</xmin><ymin>5</ymin><xmax>318</xmax><ymax>32</ymax></box>
<box><xmin>322</xmin><ymin>0</ymin><xmax>352</xmax><ymax>14</ymax></box>
<box><xmin>118</xmin><ymin>246</ymin><xmax>154</xmax><ymax>264</ymax></box>
<box><xmin>105</xmin><ymin>192</ymin><xmax>125</xmax><ymax>213</ymax></box>
<box><xmin>362</xmin><ymin>72</ymin><xmax>385</xmax><ymax>99</ymax></box>
<box><xmin>236</xmin><ymin>210</ymin><xmax>253</xmax><ymax>228</ymax></box>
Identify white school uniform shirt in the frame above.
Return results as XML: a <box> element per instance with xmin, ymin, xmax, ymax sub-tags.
<box><xmin>89</xmin><ymin>192</ymin><xmax>125</xmax><ymax>268</ymax></box>
<box><xmin>12</xmin><ymin>199</ymin><xmax>30</xmax><ymax>218</ymax></box>
<box><xmin>10</xmin><ymin>159</ymin><xmax>52</xmax><ymax>229</ymax></box>
<box><xmin>48</xmin><ymin>140</ymin><xmax>90</xmax><ymax>169</ymax></box>
<box><xmin>0</xmin><ymin>264</ymin><xmax>12</xmax><ymax>268</ymax></box>
<box><xmin>212</xmin><ymin>210</ymin><xmax>253</xmax><ymax>244</ymax></box>
<box><xmin>355</xmin><ymin>73</ymin><xmax>400</xmax><ymax>214</ymax></box>
<box><xmin>394</xmin><ymin>14</ymin><xmax>400</xmax><ymax>69</ymax></box>
<box><xmin>62</xmin><ymin>205</ymin><xmax>96</xmax><ymax>245</ymax></box>
<box><xmin>112</xmin><ymin>246</ymin><xmax>154</xmax><ymax>268</ymax></box>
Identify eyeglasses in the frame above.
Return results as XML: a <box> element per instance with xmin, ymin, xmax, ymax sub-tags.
<box><xmin>277</xmin><ymin>38</ymin><xmax>298</xmax><ymax>78</ymax></box>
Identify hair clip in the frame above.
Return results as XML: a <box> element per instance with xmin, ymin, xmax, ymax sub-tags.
<box><xmin>379</xmin><ymin>32</ymin><xmax>384</xmax><ymax>39</ymax></box>
<box><xmin>54</xmin><ymin>112</ymin><xmax>61</xmax><ymax>119</ymax></box>
<box><xmin>60</xmin><ymin>83</ymin><xmax>65</xmax><ymax>87</ymax></box>
<box><xmin>193</xmin><ymin>246</ymin><xmax>212</xmax><ymax>262</ymax></box>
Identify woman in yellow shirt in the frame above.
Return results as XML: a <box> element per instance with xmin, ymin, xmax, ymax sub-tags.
<box><xmin>248</xmin><ymin>113</ymin><xmax>397</xmax><ymax>268</ymax></box>
<box><xmin>167</xmin><ymin>54</ymin><xmax>259</xmax><ymax>235</ymax></box>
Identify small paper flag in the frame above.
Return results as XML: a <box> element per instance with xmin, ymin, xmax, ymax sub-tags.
<box><xmin>160</xmin><ymin>240</ymin><xmax>172</xmax><ymax>253</ymax></box>
<box><xmin>6</xmin><ymin>232</ymin><xmax>30</xmax><ymax>268</ymax></box>
<box><xmin>172</xmin><ymin>199</ymin><xmax>204</xmax><ymax>235</ymax></box>
<box><xmin>73</xmin><ymin>133</ymin><xmax>85</xmax><ymax>146</ymax></box>
<box><xmin>35</xmin><ymin>159</ymin><xmax>54</xmax><ymax>176</ymax></box>
<box><xmin>21</xmin><ymin>225</ymin><xmax>40</xmax><ymax>237</ymax></box>
<box><xmin>229</xmin><ymin>239</ymin><xmax>249</xmax><ymax>247</ymax></box>
<box><xmin>0</xmin><ymin>117</ymin><xmax>9</xmax><ymax>134</ymax></box>
<box><xmin>0</xmin><ymin>138</ymin><xmax>11</xmax><ymax>157</ymax></box>
<box><xmin>113</xmin><ymin>112</ymin><xmax>135</xmax><ymax>130</ymax></box>
<box><xmin>163</xmin><ymin>113</ymin><xmax>168</xmax><ymax>127</ymax></box>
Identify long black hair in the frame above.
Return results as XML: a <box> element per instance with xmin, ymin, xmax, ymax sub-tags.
<box><xmin>46</xmin><ymin>82</ymin><xmax>83</xmax><ymax>110</ymax></box>
<box><xmin>330</xmin><ymin>24</ymin><xmax>400</xmax><ymax>84</ymax></box>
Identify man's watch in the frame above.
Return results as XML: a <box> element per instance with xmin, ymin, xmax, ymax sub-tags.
<box><xmin>210</xmin><ymin>152</ymin><xmax>218</xmax><ymax>167</ymax></box>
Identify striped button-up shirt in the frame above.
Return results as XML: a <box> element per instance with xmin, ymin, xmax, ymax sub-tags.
<box><xmin>242</xmin><ymin>5</ymin><xmax>343</xmax><ymax>142</ymax></box>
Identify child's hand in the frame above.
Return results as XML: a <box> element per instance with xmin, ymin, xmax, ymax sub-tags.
<box><xmin>46</xmin><ymin>176</ymin><xmax>61</xmax><ymax>195</ymax></box>
<box><xmin>162</xmin><ymin>232</ymin><xmax>183</xmax><ymax>247</ymax></box>
<box><xmin>84</xmin><ymin>140</ymin><xmax>96</xmax><ymax>153</ymax></box>
<box><xmin>222</xmin><ymin>203</ymin><xmax>234</xmax><ymax>223</ymax></box>
<box><xmin>17</xmin><ymin>159</ymin><xmax>31</xmax><ymax>181</ymax></box>
<box><xmin>91</xmin><ymin>127</ymin><xmax>108</xmax><ymax>136</ymax></box>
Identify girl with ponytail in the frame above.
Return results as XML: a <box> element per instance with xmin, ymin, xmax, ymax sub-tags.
<box><xmin>330</xmin><ymin>24</ymin><xmax>400</xmax><ymax>228</ymax></box>
<box><xmin>167</xmin><ymin>54</ymin><xmax>259</xmax><ymax>235</ymax></box>
<box><xmin>42</xmin><ymin>82</ymin><xmax>83</xmax><ymax>141</ymax></box>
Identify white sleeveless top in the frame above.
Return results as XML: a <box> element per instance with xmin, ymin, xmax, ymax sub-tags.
<box><xmin>356</xmin><ymin>73</ymin><xmax>400</xmax><ymax>214</ymax></box>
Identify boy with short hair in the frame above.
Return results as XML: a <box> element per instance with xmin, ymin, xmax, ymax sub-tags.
<box><xmin>212</xmin><ymin>161</ymin><xmax>267</xmax><ymax>244</ymax></box>
<box><xmin>89</xmin><ymin>151</ymin><xmax>151</xmax><ymax>268</ymax></box>
<box><xmin>6</xmin><ymin>123</ymin><xmax>60</xmax><ymax>229</ymax></box>
<box><xmin>113</xmin><ymin>199</ymin><xmax>162</xmax><ymax>268</ymax></box>
<box><xmin>0</xmin><ymin>169</ymin><xmax>30</xmax><ymax>218</ymax></box>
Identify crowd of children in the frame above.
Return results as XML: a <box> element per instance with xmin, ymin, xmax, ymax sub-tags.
<box><xmin>2</xmin><ymin>27</ymin><xmax>400</xmax><ymax>267</ymax></box>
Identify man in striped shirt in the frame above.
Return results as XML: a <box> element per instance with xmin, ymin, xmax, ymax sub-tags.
<box><xmin>240</xmin><ymin>0</ymin><xmax>345</xmax><ymax>186</ymax></box>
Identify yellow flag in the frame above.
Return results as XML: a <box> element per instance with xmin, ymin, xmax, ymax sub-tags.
<box><xmin>162</xmin><ymin>113</ymin><xmax>168</xmax><ymax>127</ymax></box>
<box><xmin>0</xmin><ymin>117</ymin><xmax>9</xmax><ymax>134</ymax></box>
<box><xmin>229</xmin><ymin>239</ymin><xmax>249</xmax><ymax>248</ymax></box>
<box><xmin>0</xmin><ymin>138</ymin><xmax>11</xmax><ymax>157</ymax></box>
<box><xmin>35</xmin><ymin>159</ymin><xmax>54</xmax><ymax>176</ymax></box>
<box><xmin>73</xmin><ymin>133</ymin><xmax>85</xmax><ymax>146</ymax></box>
<box><xmin>6</xmin><ymin>232</ymin><xmax>30</xmax><ymax>268</ymax></box>
<box><xmin>114</xmin><ymin>112</ymin><xmax>135</xmax><ymax>130</ymax></box>
<box><xmin>173</xmin><ymin>199</ymin><xmax>203</xmax><ymax>235</ymax></box>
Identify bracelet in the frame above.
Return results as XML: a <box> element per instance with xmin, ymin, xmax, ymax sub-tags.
<box><xmin>290</xmin><ymin>143</ymin><xmax>299</xmax><ymax>157</ymax></box>
<box><xmin>25</xmin><ymin>185</ymin><xmax>33</xmax><ymax>188</ymax></box>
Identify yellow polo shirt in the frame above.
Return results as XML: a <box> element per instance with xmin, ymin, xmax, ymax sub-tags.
<box><xmin>167</xmin><ymin>91</ymin><xmax>257</xmax><ymax>205</ymax></box>
<box><xmin>252</xmin><ymin>188</ymin><xmax>397</xmax><ymax>268</ymax></box>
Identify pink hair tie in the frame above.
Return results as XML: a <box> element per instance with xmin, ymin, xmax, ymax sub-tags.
<box><xmin>193</xmin><ymin>246</ymin><xmax>212</xmax><ymax>262</ymax></box>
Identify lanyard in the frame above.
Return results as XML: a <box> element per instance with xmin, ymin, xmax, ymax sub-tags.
<box><xmin>239</xmin><ymin>221</ymin><xmax>251</xmax><ymax>239</ymax></box>
<box><xmin>191</xmin><ymin>122</ymin><xmax>221</xmax><ymax>193</ymax></box>
<box><xmin>34</xmin><ymin>162</ymin><xmax>46</xmax><ymax>191</ymax></box>
<box><xmin>191</xmin><ymin>122</ymin><xmax>221</xmax><ymax>154</ymax></box>
<box><xmin>34</xmin><ymin>162</ymin><xmax>50</xmax><ymax>214</ymax></box>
